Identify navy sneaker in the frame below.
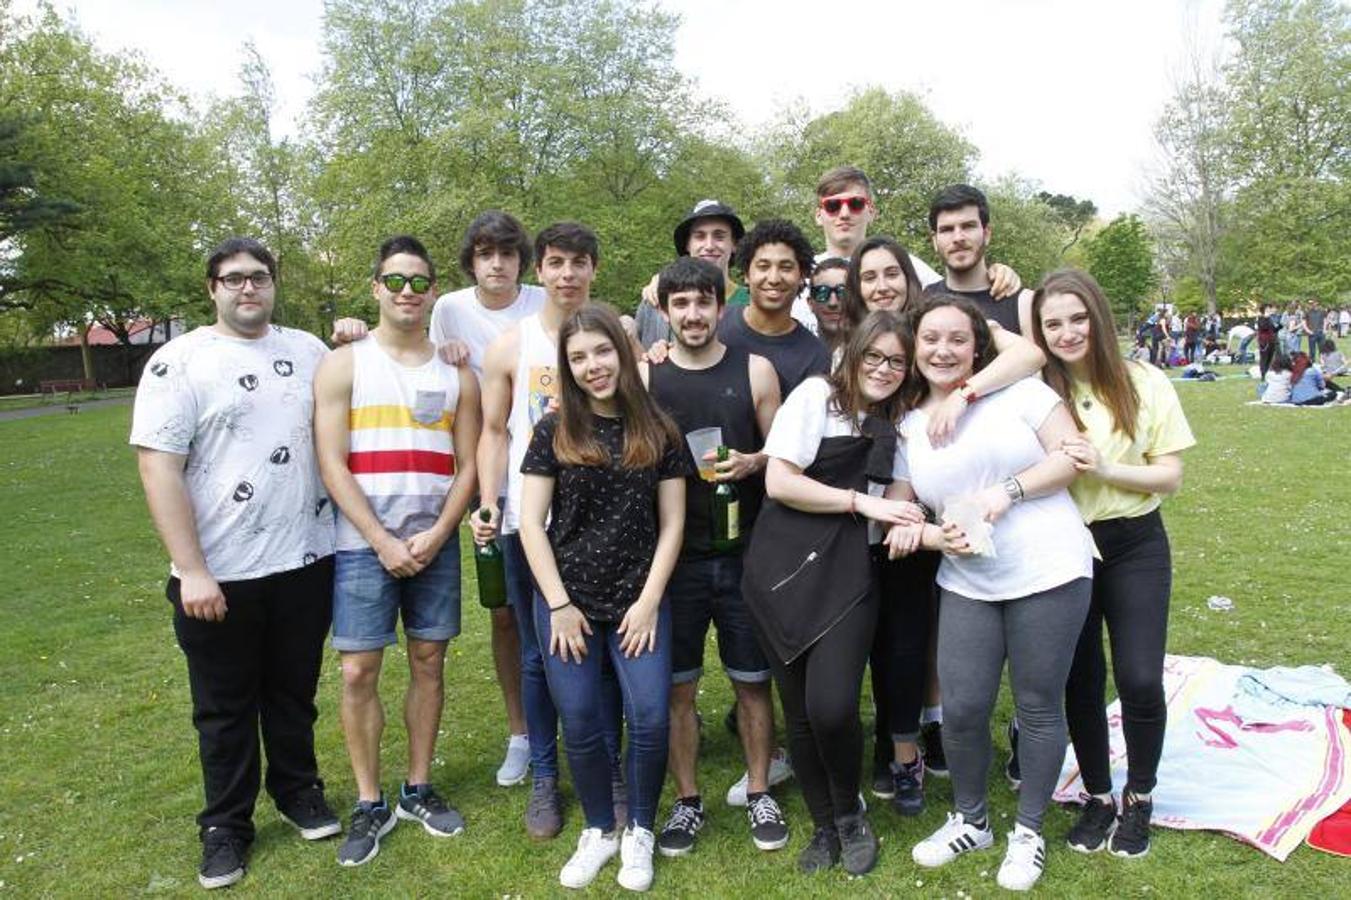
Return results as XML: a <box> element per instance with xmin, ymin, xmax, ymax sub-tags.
<box><xmin>890</xmin><ymin>758</ymin><xmax>925</xmax><ymax>816</ymax></box>
<box><xmin>337</xmin><ymin>798</ymin><xmax>396</xmax><ymax>866</ymax></box>
<box><xmin>396</xmin><ymin>782</ymin><xmax>465</xmax><ymax>837</ymax></box>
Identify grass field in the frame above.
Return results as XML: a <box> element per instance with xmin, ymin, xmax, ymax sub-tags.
<box><xmin>0</xmin><ymin>370</ymin><xmax>1346</xmax><ymax>898</ymax></box>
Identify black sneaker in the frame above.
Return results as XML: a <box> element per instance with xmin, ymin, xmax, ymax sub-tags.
<box><xmin>1066</xmin><ymin>795</ymin><xmax>1117</xmax><ymax>853</ymax></box>
<box><xmin>1109</xmin><ymin>793</ymin><xmax>1152</xmax><ymax>858</ymax></box>
<box><xmin>1005</xmin><ymin>719</ymin><xmax>1022</xmax><ymax>790</ymax></box>
<box><xmin>337</xmin><ymin>799</ymin><xmax>396</xmax><ymax>866</ymax></box>
<box><xmin>747</xmin><ymin>792</ymin><xmax>789</xmax><ymax>851</ymax></box>
<box><xmin>921</xmin><ymin>722</ymin><xmax>948</xmax><ymax>778</ymax></box>
<box><xmin>277</xmin><ymin>785</ymin><xmax>341</xmax><ymax>840</ymax></box>
<box><xmin>657</xmin><ymin>796</ymin><xmax>705</xmax><ymax>857</ymax></box>
<box><xmin>396</xmin><ymin>782</ymin><xmax>465</xmax><ymax>836</ymax></box>
<box><xmin>890</xmin><ymin>758</ymin><xmax>924</xmax><ymax>816</ymax></box>
<box><xmin>797</xmin><ymin>825</ymin><xmax>840</xmax><ymax>873</ymax></box>
<box><xmin>198</xmin><ymin>827</ymin><xmax>247</xmax><ymax>890</ymax></box>
<box><xmin>835</xmin><ymin>812</ymin><xmax>879</xmax><ymax>876</ymax></box>
<box><xmin>870</xmin><ymin>757</ymin><xmax>895</xmax><ymax>799</ymax></box>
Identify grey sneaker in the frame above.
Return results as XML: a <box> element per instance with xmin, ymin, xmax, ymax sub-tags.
<box><xmin>526</xmin><ymin>776</ymin><xmax>563</xmax><ymax>840</ymax></box>
<box><xmin>797</xmin><ymin>825</ymin><xmax>840</xmax><ymax>873</ymax></box>
<box><xmin>836</xmin><ymin>811</ymin><xmax>878</xmax><ymax>876</ymax></box>
<box><xmin>337</xmin><ymin>800</ymin><xmax>396</xmax><ymax>867</ymax></box>
<box><xmin>396</xmin><ymin>782</ymin><xmax>465</xmax><ymax>837</ymax></box>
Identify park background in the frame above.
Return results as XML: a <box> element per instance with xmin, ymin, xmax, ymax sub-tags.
<box><xmin>0</xmin><ymin>0</ymin><xmax>1348</xmax><ymax>896</ymax></box>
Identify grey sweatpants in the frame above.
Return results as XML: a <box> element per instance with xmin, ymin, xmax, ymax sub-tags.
<box><xmin>937</xmin><ymin>577</ymin><xmax>1091</xmax><ymax>832</ymax></box>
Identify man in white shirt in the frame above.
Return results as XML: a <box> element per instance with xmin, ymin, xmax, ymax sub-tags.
<box><xmin>132</xmin><ymin>238</ymin><xmax>339</xmax><ymax>890</ymax></box>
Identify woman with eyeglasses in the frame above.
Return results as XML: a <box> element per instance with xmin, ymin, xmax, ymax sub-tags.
<box><xmin>741</xmin><ymin>311</ymin><xmax>923</xmax><ymax>877</ymax></box>
<box><xmin>887</xmin><ymin>294</ymin><xmax>1093</xmax><ymax>892</ymax></box>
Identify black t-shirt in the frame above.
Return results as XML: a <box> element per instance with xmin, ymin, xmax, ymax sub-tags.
<box><xmin>924</xmin><ymin>281</ymin><xmax>1022</xmax><ymax>335</ymax></box>
<box><xmin>719</xmin><ymin>305</ymin><xmax>830</xmax><ymax>397</ymax></box>
<box><xmin>648</xmin><ymin>346</ymin><xmax>764</xmax><ymax>559</ymax></box>
<box><xmin>520</xmin><ymin>412</ymin><xmax>689</xmax><ymax>622</ymax></box>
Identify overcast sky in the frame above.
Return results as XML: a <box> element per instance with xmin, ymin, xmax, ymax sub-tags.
<box><xmin>29</xmin><ymin>0</ymin><xmax>1227</xmax><ymax>217</ymax></box>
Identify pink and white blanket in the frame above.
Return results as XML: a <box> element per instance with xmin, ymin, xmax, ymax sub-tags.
<box><xmin>1054</xmin><ymin>654</ymin><xmax>1351</xmax><ymax>861</ymax></box>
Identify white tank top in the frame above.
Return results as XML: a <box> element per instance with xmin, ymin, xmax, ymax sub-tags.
<box><xmin>504</xmin><ymin>314</ymin><xmax>559</xmax><ymax>534</ymax></box>
<box><xmin>335</xmin><ymin>337</ymin><xmax>460</xmax><ymax>551</ymax></box>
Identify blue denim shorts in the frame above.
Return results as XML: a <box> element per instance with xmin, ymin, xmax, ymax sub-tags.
<box><xmin>667</xmin><ymin>555</ymin><xmax>769</xmax><ymax>684</ymax></box>
<box><xmin>332</xmin><ymin>539</ymin><xmax>461</xmax><ymax>651</ymax></box>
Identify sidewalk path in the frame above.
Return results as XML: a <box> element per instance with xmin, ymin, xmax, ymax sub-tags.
<box><xmin>0</xmin><ymin>396</ymin><xmax>133</xmax><ymax>422</ymax></box>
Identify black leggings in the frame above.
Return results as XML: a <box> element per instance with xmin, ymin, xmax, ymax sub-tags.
<box><xmin>1065</xmin><ymin>510</ymin><xmax>1172</xmax><ymax>796</ymax></box>
<box><xmin>871</xmin><ymin>550</ymin><xmax>938</xmax><ymax>757</ymax></box>
<box><xmin>767</xmin><ymin>590</ymin><xmax>878</xmax><ymax>828</ymax></box>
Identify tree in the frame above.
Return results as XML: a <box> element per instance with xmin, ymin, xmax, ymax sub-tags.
<box><xmin>1086</xmin><ymin>214</ymin><xmax>1158</xmax><ymax>326</ymax></box>
<box><xmin>1036</xmin><ymin>191</ymin><xmax>1098</xmax><ymax>253</ymax></box>
<box><xmin>980</xmin><ymin>176</ymin><xmax>1065</xmax><ymax>289</ymax></box>
<box><xmin>0</xmin><ymin>114</ymin><xmax>80</xmax><ymax>308</ymax></box>
<box><xmin>762</xmin><ymin>87</ymin><xmax>976</xmax><ymax>255</ymax></box>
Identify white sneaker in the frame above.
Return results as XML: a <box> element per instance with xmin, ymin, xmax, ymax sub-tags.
<box><xmin>911</xmin><ymin>811</ymin><xmax>995</xmax><ymax>868</ymax></box>
<box><xmin>559</xmin><ymin>827</ymin><xmax>619</xmax><ymax>889</ymax></box>
<box><xmin>496</xmin><ymin>734</ymin><xmax>530</xmax><ymax>786</ymax></box>
<box><xmin>617</xmin><ymin>824</ymin><xmax>656</xmax><ymax>892</ymax></box>
<box><xmin>725</xmin><ymin>747</ymin><xmax>794</xmax><ymax>807</ymax></box>
<box><xmin>997</xmin><ymin>825</ymin><xmax>1046</xmax><ymax>891</ymax></box>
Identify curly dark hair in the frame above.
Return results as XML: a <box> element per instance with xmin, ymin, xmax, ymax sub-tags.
<box><xmin>902</xmin><ymin>293</ymin><xmax>998</xmax><ymax>409</ymax></box>
<box><xmin>734</xmin><ymin>219</ymin><xmax>815</xmax><ymax>282</ymax></box>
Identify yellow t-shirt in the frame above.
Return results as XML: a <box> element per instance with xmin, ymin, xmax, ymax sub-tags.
<box><xmin>1068</xmin><ymin>361</ymin><xmax>1196</xmax><ymax>524</ymax></box>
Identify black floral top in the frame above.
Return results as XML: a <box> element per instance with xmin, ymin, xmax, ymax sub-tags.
<box><xmin>521</xmin><ymin>412</ymin><xmax>688</xmax><ymax>622</ymax></box>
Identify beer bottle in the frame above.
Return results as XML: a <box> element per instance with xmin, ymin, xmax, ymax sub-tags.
<box><xmin>710</xmin><ymin>445</ymin><xmax>740</xmax><ymax>552</ymax></box>
<box><xmin>475</xmin><ymin>508</ymin><xmax>508</xmax><ymax>609</ymax></box>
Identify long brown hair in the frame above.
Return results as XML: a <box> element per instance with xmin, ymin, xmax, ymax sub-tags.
<box><xmin>553</xmin><ymin>303</ymin><xmax>680</xmax><ymax>468</ymax></box>
<box><xmin>1031</xmin><ymin>269</ymin><xmax>1140</xmax><ymax>440</ymax></box>
<box><xmin>901</xmin><ymin>294</ymin><xmax>998</xmax><ymax>410</ymax></box>
<box><xmin>827</xmin><ymin>310</ymin><xmax>912</xmax><ymax>423</ymax></box>
<box><xmin>843</xmin><ymin>236</ymin><xmax>924</xmax><ymax>329</ymax></box>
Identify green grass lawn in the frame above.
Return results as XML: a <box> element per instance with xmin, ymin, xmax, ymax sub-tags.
<box><xmin>0</xmin><ymin>386</ymin><xmax>135</xmax><ymax>413</ymax></box>
<box><xmin>0</xmin><ymin>370</ymin><xmax>1346</xmax><ymax>898</ymax></box>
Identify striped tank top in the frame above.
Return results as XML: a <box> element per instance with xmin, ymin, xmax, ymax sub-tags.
<box><xmin>335</xmin><ymin>336</ymin><xmax>460</xmax><ymax>551</ymax></box>
<box><xmin>504</xmin><ymin>314</ymin><xmax>558</xmax><ymax>534</ymax></box>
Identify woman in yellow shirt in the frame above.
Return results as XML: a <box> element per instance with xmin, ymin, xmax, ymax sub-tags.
<box><xmin>1030</xmin><ymin>269</ymin><xmax>1196</xmax><ymax>860</ymax></box>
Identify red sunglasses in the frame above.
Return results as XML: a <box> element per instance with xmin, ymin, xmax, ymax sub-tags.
<box><xmin>819</xmin><ymin>194</ymin><xmax>871</xmax><ymax>216</ymax></box>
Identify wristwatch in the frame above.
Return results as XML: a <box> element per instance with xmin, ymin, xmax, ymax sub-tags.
<box><xmin>1001</xmin><ymin>476</ymin><xmax>1024</xmax><ymax>504</ymax></box>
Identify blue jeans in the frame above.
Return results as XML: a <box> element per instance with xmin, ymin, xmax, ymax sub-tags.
<box><xmin>502</xmin><ymin>532</ymin><xmax>559</xmax><ymax>778</ymax></box>
<box><xmin>535</xmin><ymin>594</ymin><xmax>671</xmax><ymax>831</ymax></box>
<box><xmin>332</xmin><ymin>543</ymin><xmax>461</xmax><ymax>651</ymax></box>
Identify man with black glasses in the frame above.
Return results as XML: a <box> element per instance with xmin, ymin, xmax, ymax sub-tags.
<box><xmin>132</xmin><ymin>238</ymin><xmax>340</xmax><ymax>890</ymax></box>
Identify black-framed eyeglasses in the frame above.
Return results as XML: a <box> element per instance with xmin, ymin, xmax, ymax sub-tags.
<box><xmin>215</xmin><ymin>271</ymin><xmax>273</xmax><ymax>290</ymax></box>
<box><xmin>380</xmin><ymin>273</ymin><xmax>433</xmax><ymax>294</ymax></box>
<box><xmin>862</xmin><ymin>349</ymin><xmax>907</xmax><ymax>372</ymax></box>
<box><xmin>810</xmin><ymin>284</ymin><xmax>847</xmax><ymax>304</ymax></box>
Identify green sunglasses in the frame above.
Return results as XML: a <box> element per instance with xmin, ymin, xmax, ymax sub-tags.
<box><xmin>381</xmin><ymin>273</ymin><xmax>433</xmax><ymax>294</ymax></box>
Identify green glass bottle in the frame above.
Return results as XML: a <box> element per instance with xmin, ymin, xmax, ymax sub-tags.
<box><xmin>474</xmin><ymin>508</ymin><xmax>508</xmax><ymax>610</ymax></box>
<box><xmin>710</xmin><ymin>445</ymin><xmax>741</xmax><ymax>552</ymax></box>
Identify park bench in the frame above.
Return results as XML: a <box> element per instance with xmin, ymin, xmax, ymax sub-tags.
<box><xmin>39</xmin><ymin>378</ymin><xmax>100</xmax><ymax>412</ymax></box>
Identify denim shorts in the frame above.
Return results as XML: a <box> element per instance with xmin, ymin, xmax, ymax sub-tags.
<box><xmin>332</xmin><ymin>539</ymin><xmax>461</xmax><ymax>651</ymax></box>
<box><xmin>667</xmin><ymin>555</ymin><xmax>770</xmax><ymax>684</ymax></box>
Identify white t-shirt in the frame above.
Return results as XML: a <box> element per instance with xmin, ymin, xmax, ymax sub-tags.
<box><xmin>898</xmin><ymin>378</ymin><xmax>1093</xmax><ymax>601</ymax></box>
<box><xmin>130</xmin><ymin>325</ymin><xmax>336</xmax><ymax>582</ymax></box>
<box><xmin>763</xmin><ymin>376</ymin><xmax>906</xmax><ymax>542</ymax></box>
<box><xmin>430</xmin><ymin>283</ymin><xmax>546</xmax><ymax>377</ymax></box>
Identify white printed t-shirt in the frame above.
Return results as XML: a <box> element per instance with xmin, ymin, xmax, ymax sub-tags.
<box><xmin>430</xmin><ymin>283</ymin><xmax>546</xmax><ymax>377</ymax></box>
<box><xmin>898</xmin><ymin>377</ymin><xmax>1093</xmax><ymax>601</ymax></box>
<box><xmin>763</xmin><ymin>376</ymin><xmax>906</xmax><ymax>543</ymax></box>
<box><xmin>130</xmin><ymin>325</ymin><xmax>336</xmax><ymax>582</ymax></box>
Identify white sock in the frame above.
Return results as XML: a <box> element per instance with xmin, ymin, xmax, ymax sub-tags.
<box><xmin>921</xmin><ymin>705</ymin><xmax>943</xmax><ymax>725</ymax></box>
<box><xmin>508</xmin><ymin>733</ymin><xmax>529</xmax><ymax>748</ymax></box>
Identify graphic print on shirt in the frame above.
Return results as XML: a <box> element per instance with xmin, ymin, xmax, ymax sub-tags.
<box><xmin>527</xmin><ymin>365</ymin><xmax>557</xmax><ymax>427</ymax></box>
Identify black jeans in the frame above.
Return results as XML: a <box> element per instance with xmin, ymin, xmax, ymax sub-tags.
<box><xmin>168</xmin><ymin>557</ymin><xmax>334</xmax><ymax>841</ymax></box>
<box><xmin>1065</xmin><ymin>511</ymin><xmax>1171</xmax><ymax>796</ymax></box>
<box><xmin>871</xmin><ymin>549</ymin><xmax>938</xmax><ymax>759</ymax></box>
<box><xmin>766</xmin><ymin>591</ymin><xmax>877</xmax><ymax>828</ymax></box>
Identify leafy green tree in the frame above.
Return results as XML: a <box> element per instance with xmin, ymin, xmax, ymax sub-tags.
<box><xmin>1036</xmin><ymin>191</ymin><xmax>1098</xmax><ymax>253</ymax></box>
<box><xmin>980</xmin><ymin>176</ymin><xmax>1064</xmax><ymax>289</ymax></box>
<box><xmin>1086</xmin><ymin>214</ymin><xmax>1159</xmax><ymax>326</ymax></box>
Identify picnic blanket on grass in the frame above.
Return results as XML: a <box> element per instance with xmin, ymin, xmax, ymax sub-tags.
<box><xmin>1053</xmin><ymin>654</ymin><xmax>1351</xmax><ymax>861</ymax></box>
